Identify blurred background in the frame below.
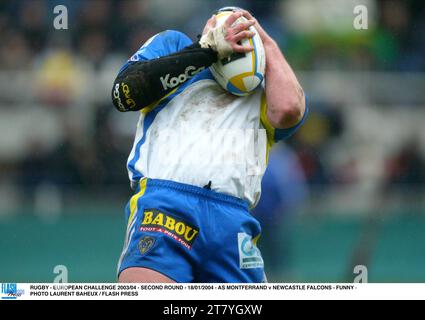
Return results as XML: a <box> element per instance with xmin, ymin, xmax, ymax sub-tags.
<box><xmin>0</xmin><ymin>0</ymin><xmax>424</xmax><ymax>283</ymax></box>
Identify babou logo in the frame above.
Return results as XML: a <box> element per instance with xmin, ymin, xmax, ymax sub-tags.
<box><xmin>140</xmin><ymin>210</ymin><xmax>199</xmax><ymax>249</ymax></box>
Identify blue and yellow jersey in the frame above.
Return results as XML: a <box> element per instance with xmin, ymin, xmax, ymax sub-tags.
<box><xmin>121</xmin><ymin>30</ymin><xmax>307</xmax><ymax>208</ymax></box>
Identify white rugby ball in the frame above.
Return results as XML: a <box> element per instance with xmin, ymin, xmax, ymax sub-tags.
<box><xmin>210</xmin><ymin>11</ymin><xmax>266</xmax><ymax>96</ymax></box>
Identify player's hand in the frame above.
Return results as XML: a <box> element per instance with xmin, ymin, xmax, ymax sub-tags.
<box><xmin>201</xmin><ymin>15</ymin><xmax>217</xmax><ymax>37</ymax></box>
<box><xmin>200</xmin><ymin>11</ymin><xmax>255</xmax><ymax>59</ymax></box>
<box><xmin>223</xmin><ymin>11</ymin><xmax>256</xmax><ymax>53</ymax></box>
<box><xmin>240</xmin><ymin>10</ymin><xmax>272</xmax><ymax>46</ymax></box>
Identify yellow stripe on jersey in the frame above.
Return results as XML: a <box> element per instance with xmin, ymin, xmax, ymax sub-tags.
<box><xmin>253</xmin><ymin>233</ymin><xmax>261</xmax><ymax>246</ymax></box>
<box><xmin>260</xmin><ymin>93</ymin><xmax>275</xmax><ymax>163</ymax></box>
<box><xmin>127</xmin><ymin>178</ymin><xmax>148</xmax><ymax>227</ymax></box>
<box><xmin>140</xmin><ymin>87</ymin><xmax>179</xmax><ymax>115</ymax></box>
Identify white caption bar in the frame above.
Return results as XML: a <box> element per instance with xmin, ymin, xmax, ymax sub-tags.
<box><xmin>1</xmin><ymin>283</ymin><xmax>425</xmax><ymax>300</ymax></box>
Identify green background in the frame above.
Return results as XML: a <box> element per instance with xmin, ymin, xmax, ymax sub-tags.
<box><xmin>1</xmin><ymin>208</ymin><xmax>424</xmax><ymax>283</ymax></box>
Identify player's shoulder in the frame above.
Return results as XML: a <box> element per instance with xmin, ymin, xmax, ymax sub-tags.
<box><xmin>161</xmin><ymin>30</ymin><xmax>192</xmax><ymax>42</ymax></box>
<box><xmin>130</xmin><ymin>30</ymin><xmax>193</xmax><ymax>62</ymax></box>
<box><xmin>147</xmin><ymin>30</ymin><xmax>192</xmax><ymax>50</ymax></box>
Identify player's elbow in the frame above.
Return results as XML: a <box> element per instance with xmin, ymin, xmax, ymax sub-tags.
<box><xmin>111</xmin><ymin>82</ymin><xmax>126</xmax><ymax>112</ymax></box>
<box><xmin>111</xmin><ymin>79</ymin><xmax>136</xmax><ymax>112</ymax></box>
<box><xmin>268</xmin><ymin>92</ymin><xmax>305</xmax><ymax>129</ymax></box>
<box><xmin>111</xmin><ymin>71</ymin><xmax>144</xmax><ymax>112</ymax></box>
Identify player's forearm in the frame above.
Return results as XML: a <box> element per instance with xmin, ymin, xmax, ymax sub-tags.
<box><xmin>264</xmin><ymin>39</ymin><xmax>305</xmax><ymax>129</ymax></box>
<box><xmin>112</xmin><ymin>43</ymin><xmax>217</xmax><ymax>112</ymax></box>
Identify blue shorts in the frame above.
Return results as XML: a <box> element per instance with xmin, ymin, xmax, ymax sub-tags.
<box><xmin>117</xmin><ymin>178</ymin><xmax>266</xmax><ymax>283</ymax></box>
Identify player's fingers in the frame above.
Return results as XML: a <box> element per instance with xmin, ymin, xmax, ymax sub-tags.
<box><xmin>205</xmin><ymin>15</ymin><xmax>215</xmax><ymax>29</ymax></box>
<box><xmin>232</xmin><ymin>43</ymin><xmax>254</xmax><ymax>53</ymax></box>
<box><xmin>224</xmin><ymin>11</ymin><xmax>243</xmax><ymax>28</ymax></box>
<box><xmin>241</xmin><ymin>10</ymin><xmax>268</xmax><ymax>41</ymax></box>
<box><xmin>232</xmin><ymin>30</ymin><xmax>255</xmax><ymax>43</ymax></box>
<box><xmin>202</xmin><ymin>15</ymin><xmax>217</xmax><ymax>35</ymax></box>
<box><xmin>208</xmin><ymin>15</ymin><xmax>217</xmax><ymax>28</ymax></box>
<box><xmin>241</xmin><ymin>10</ymin><xmax>255</xmax><ymax>21</ymax></box>
<box><xmin>230</xmin><ymin>20</ymin><xmax>255</xmax><ymax>34</ymax></box>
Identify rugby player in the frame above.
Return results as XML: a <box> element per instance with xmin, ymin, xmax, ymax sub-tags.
<box><xmin>112</xmin><ymin>7</ymin><xmax>308</xmax><ymax>283</ymax></box>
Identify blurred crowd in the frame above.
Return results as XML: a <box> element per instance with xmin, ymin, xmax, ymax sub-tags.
<box><xmin>1</xmin><ymin>0</ymin><xmax>425</xmax><ymax>71</ymax></box>
<box><xmin>0</xmin><ymin>0</ymin><xmax>424</xmax><ymax>214</ymax></box>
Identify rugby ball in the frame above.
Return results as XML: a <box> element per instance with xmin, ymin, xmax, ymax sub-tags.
<box><xmin>210</xmin><ymin>11</ymin><xmax>266</xmax><ymax>96</ymax></box>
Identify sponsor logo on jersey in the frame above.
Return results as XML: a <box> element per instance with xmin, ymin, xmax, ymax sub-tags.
<box><xmin>121</xmin><ymin>83</ymin><xmax>136</xmax><ymax>109</ymax></box>
<box><xmin>140</xmin><ymin>209</ymin><xmax>199</xmax><ymax>249</ymax></box>
<box><xmin>138</xmin><ymin>236</ymin><xmax>156</xmax><ymax>255</ymax></box>
<box><xmin>237</xmin><ymin>232</ymin><xmax>264</xmax><ymax>269</ymax></box>
<box><xmin>160</xmin><ymin>66</ymin><xmax>205</xmax><ymax>90</ymax></box>
<box><xmin>113</xmin><ymin>83</ymin><xmax>126</xmax><ymax>111</ymax></box>
<box><xmin>113</xmin><ymin>83</ymin><xmax>136</xmax><ymax>111</ymax></box>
